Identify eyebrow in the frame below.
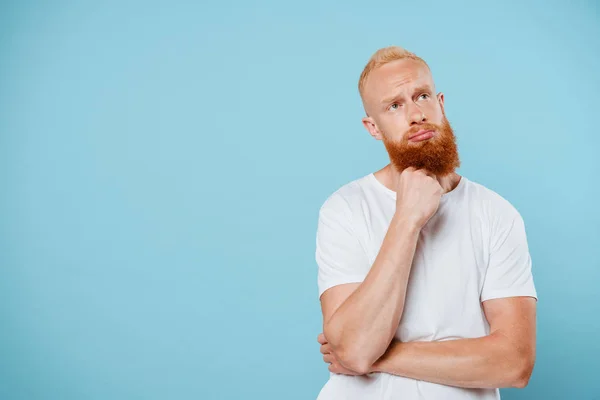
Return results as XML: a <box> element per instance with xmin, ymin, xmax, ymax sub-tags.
<box><xmin>381</xmin><ymin>85</ymin><xmax>433</xmax><ymax>106</ymax></box>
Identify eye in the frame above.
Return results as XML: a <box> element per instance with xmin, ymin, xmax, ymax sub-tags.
<box><xmin>418</xmin><ymin>93</ymin><xmax>430</xmax><ymax>101</ymax></box>
<box><xmin>390</xmin><ymin>103</ymin><xmax>401</xmax><ymax>110</ymax></box>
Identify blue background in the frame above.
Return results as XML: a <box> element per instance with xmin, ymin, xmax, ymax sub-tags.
<box><xmin>1</xmin><ymin>0</ymin><xmax>599</xmax><ymax>399</ymax></box>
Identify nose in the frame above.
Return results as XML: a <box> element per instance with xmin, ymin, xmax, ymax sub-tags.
<box><xmin>408</xmin><ymin>105</ymin><xmax>426</xmax><ymax>125</ymax></box>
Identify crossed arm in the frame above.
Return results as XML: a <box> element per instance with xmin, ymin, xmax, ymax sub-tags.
<box><xmin>319</xmin><ymin>284</ymin><xmax>537</xmax><ymax>389</ymax></box>
<box><xmin>317</xmin><ymin>195</ymin><xmax>537</xmax><ymax>389</ymax></box>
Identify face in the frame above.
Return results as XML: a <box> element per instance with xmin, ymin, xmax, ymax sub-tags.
<box><xmin>361</xmin><ymin>59</ymin><xmax>460</xmax><ymax>175</ymax></box>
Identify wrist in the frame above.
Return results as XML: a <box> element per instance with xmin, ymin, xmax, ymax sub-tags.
<box><xmin>391</xmin><ymin>214</ymin><xmax>422</xmax><ymax>234</ymax></box>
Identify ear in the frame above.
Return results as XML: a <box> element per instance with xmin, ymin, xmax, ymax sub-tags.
<box><xmin>362</xmin><ymin>116</ymin><xmax>383</xmax><ymax>140</ymax></box>
<box><xmin>437</xmin><ymin>92</ymin><xmax>445</xmax><ymax>112</ymax></box>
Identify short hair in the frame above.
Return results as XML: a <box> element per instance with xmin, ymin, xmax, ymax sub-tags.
<box><xmin>358</xmin><ymin>46</ymin><xmax>430</xmax><ymax>98</ymax></box>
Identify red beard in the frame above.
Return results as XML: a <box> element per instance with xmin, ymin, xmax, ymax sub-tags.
<box><xmin>382</xmin><ymin>116</ymin><xmax>461</xmax><ymax>176</ymax></box>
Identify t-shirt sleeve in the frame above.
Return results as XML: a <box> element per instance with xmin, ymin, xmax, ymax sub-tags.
<box><xmin>480</xmin><ymin>205</ymin><xmax>538</xmax><ymax>302</ymax></box>
<box><xmin>315</xmin><ymin>192</ymin><xmax>371</xmax><ymax>299</ymax></box>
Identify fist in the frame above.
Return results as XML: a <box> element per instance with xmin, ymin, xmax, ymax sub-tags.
<box><xmin>393</xmin><ymin>167</ymin><xmax>443</xmax><ymax>229</ymax></box>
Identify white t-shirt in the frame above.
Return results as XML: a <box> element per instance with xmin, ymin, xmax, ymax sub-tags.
<box><xmin>315</xmin><ymin>172</ymin><xmax>538</xmax><ymax>400</ymax></box>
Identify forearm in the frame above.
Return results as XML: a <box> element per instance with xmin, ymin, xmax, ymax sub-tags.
<box><xmin>371</xmin><ymin>334</ymin><xmax>533</xmax><ymax>389</ymax></box>
<box><xmin>324</xmin><ymin>215</ymin><xmax>420</xmax><ymax>373</ymax></box>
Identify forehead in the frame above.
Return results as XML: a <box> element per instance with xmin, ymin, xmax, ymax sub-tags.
<box><xmin>365</xmin><ymin>59</ymin><xmax>434</xmax><ymax>102</ymax></box>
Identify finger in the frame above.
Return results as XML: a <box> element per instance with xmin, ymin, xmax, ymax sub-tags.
<box><xmin>317</xmin><ymin>333</ymin><xmax>327</xmax><ymax>345</ymax></box>
<box><xmin>320</xmin><ymin>343</ymin><xmax>331</xmax><ymax>354</ymax></box>
<box><xmin>416</xmin><ymin>168</ymin><xmax>434</xmax><ymax>177</ymax></box>
<box><xmin>419</xmin><ymin>170</ymin><xmax>441</xmax><ymax>185</ymax></box>
<box><xmin>323</xmin><ymin>353</ymin><xmax>333</xmax><ymax>364</ymax></box>
<box><xmin>400</xmin><ymin>166</ymin><xmax>415</xmax><ymax>176</ymax></box>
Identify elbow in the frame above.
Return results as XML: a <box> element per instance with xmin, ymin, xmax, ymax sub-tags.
<box><xmin>512</xmin><ymin>363</ymin><xmax>534</xmax><ymax>389</ymax></box>
<box><xmin>510</xmin><ymin>352</ymin><xmax>535</xmax><ymax>389</ymax></box>
<box><xmin>335</xmin><ymin>349</ymin><xmax>374</xmax><ymax>375</ymax></box>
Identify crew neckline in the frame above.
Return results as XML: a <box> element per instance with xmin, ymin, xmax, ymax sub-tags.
<box><xmin>368</xmin><ymin>172</ymin><xmax>466</xmax><ymax>202</ymax></box>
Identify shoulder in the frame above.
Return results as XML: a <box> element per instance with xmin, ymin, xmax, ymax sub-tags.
<box><xmin>318</xmin><ymin>174</ymin><xmax>372</xmax><ymax>216</ymax></box>
<box><xmin>464</xmin><ymin>177</ymin><xmax>524</xmax><ymax>225</ymax></box>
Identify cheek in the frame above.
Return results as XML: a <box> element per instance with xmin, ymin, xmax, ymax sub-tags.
<box><xmin>384</xmin><ymin>114</ymin><xmax>409</xmax><ymax>133</ymax></box>
<box><xmin>427</xmin><ymin>104</ymin><xmax>444</xmax><ymax>120</ymax></box>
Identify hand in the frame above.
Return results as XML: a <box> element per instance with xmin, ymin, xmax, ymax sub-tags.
<box><xmin>392</xmin><ymin>166</ymin><xmax>443</xmax><ymax>229</ymax></box>
<box><xmin>317</xmin><ymin>333</ymin><xmax>364</xmax><ymax>375</ymax></box>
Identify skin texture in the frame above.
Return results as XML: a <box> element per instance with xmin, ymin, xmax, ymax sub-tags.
<box><xmin>317</xmin><ymin>58</ymin><xmax>537</xmax><ymax>389</ymax></box>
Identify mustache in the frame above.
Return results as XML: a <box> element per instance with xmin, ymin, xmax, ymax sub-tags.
<box><xmin>405</xmin><ymin>123</ymin><xmax>440</xmax><ymax>138</ymax></box>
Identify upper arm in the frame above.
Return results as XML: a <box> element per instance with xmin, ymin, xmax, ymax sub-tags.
<box><xmin>482</xmin><ymin>296</ymin><xmax>537</xmax><ymax>362</ymax></box>
<box><xmin>479</xmin><ymin>199</ymin><xmax>538</xmax><ymax>367</ymax></box>
<box><xmin>481</xmin><ymin>203</ymin><xmax>537</xmax><ymax>302</ymax></box>
<box><xmin>315</xmin><ymin>192</ymin><xmax>370</xmax><ymax>313</ymax></box>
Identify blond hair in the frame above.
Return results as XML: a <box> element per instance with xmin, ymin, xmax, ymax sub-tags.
<box><xmin>358</xmin><ymin>46</ymin><xmax>430</xmax><ymax>98</ymax></box>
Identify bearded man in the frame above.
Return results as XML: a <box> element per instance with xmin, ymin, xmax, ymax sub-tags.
<box><xmin>314</xmin><ymin>46</ymin><xmax>538</xmax><ymax>400</ymax></box>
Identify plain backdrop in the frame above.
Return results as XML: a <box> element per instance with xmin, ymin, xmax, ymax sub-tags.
<box><xmin>1</xmin><ymin>0</ymin><xmax>599</xmax><ymax>399</ymax></box>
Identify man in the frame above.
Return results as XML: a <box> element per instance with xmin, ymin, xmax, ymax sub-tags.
<box><xmin>314</xmin><ymin>46</ymin><xmax>538</xmax><ymax>400</ymax></box>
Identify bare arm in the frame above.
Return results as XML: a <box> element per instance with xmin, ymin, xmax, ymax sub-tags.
<box><xmin>321</xmin><ymin>215</ymin><xmax>420</xmax><ymax>374</ymax></box>
<box><xmin>370</xmin><ymin>296</ymin><xmax>537</xmax><ymax>389</ymax></box>
<box><xmin>320</xmin><ymin>167</ymin><xmax>442</xmax><ymax>374</ymax></box>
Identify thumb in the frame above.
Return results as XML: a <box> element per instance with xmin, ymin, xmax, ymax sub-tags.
<box><xmin>418</xmin><ymin>168</ymin><xmax>436</xmax><ymax>179</ymax></box>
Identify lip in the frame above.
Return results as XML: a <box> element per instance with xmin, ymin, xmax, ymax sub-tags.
<box><xmin>408</xmin><ymin>129</ymin><xmax>435</xmax><ymax>142</ymax></box>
